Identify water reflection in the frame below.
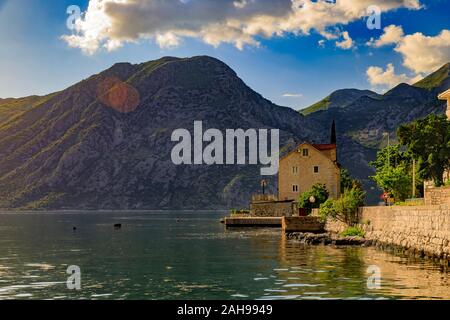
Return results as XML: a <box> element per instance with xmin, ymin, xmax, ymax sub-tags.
<box><xmin>0</xmin><ymin>211</ymin><xmax>448</xmax><ymax>300</ymax></box>
<box><xmin>276</xmin><ymin>233</ymin><xmax>450</xmax><ymax>300</ymax></box>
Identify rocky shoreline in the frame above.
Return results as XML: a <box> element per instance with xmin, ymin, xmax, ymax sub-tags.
<box><xmin>285</xmin><ymin>232</ymin><xmax>367</xmax><ymax>246</ymax></box>
<box><xmin>285</xmin><ymin>232</ymin><xmax>449</xmax><ymax>267</ymax></box>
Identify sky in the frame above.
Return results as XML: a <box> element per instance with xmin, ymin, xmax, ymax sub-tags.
<box><xmin>0</xmin><ymin>0</ymin><xmax>449</xmax><ymax>110</ymax></box>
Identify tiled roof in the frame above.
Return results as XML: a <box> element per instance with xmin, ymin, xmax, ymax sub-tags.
<box><xmin>312</xmin><ymin>143</ymin><xmax>336</xmax><ymax>151</ymax></box>
<box><xmin>438</xmin><ymin>89</ymin><xmax>450</xmax><ymax>99</ymax></box>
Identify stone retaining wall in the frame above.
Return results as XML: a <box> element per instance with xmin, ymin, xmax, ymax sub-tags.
<box><xmin>324</xmin><ymin>205</ymin><xmax>450</xmax><ymax>263</ymax></box>
<box><xmin>282</xmin><ymin>216</ymin><xmax>325</xmax><ymax>233</ymax></box>
<box><xmin>250</xmin><ymin>200</ymin><xmax>296</xmax><ymax>217</ymax></box>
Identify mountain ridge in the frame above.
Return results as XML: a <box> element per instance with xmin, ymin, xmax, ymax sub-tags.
<box><xmin>303</xmin><ymin>62</ymin><xmax>449</xmax><ymax>202</ymax></box>
<box><xmin>0</xmin><ymin>57</ymin><xmax>448</xmax><ymax>209</ymax></box>
<box><xmin>0</xmin><ymin>55</ymin><xmax>325</xmax><ymax>210</ymax></box>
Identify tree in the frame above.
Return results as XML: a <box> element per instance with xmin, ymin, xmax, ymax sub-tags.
<box><xmin>398</xmin><ymin>114</ymin><xmax>450</xmax><ymax>187</ymax></box>
<box><xmin>370</xmin><ymin>144</ymin><xmax>411</xmax><ymax>170</ymax></box>
<box><xmin>340</xmin><ymin>168</ymin><xmax>363</xmax><ymax>193</ymax></box>
<box><xmin>340</xmin><ymin>168</ymin><xmax>353</xmax><ymax>192</ymax></box>
<box><xmin>298</xmin><ymin>183</ymin><xmax>329</xmax><ymax>214</ymax></box>
<box><xmin>319</xmin><ymin>185</ymin><xmax>366</xmax><ymax>224</ymax></box>
<box><xmin>371</xmin><ymin>165</ymin><xmax>412</xmax><ymax>201</ymax></box>
<box><xmin>370</xmin><ymin>144</ymin><xmax>419</xmax><ymax>201</ymax></box>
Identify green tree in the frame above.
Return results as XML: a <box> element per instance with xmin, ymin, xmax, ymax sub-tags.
<box><xmin>371</xmin><ymin>165</ymin><xmax>412</xmax><ymax>201</ymax></box>
<box><xmin>340</xmin><ymin>168</ymin><xmax>353</xmax><ymax>192</ymax></box>
<box><xmin>340</xmin><ymin>168</ymin><xmax>363</xmax><ymax>193</ymax></box>
<box><xmin>298</xmin><ymin>183</ymin><xmax>329</xmax><ymax>214</ymax></box>
<box><xmin>398</xmin><ymin>114</ymin><xmax>450</xmax><ymax>187</ymax></box>
<box><xmin>319</xmin><ymin>185</ymin><xmax>366</xmax><ymax>224</ymax></box>
<box><xmin>370</xmin><ymin>144</ymin><xmax>411</xmax><ymax>170</ymax></box>
<box><xmin>370</xmin><ymin>144</ymin><xmax>420</xmax><ymax>201</ymax></box>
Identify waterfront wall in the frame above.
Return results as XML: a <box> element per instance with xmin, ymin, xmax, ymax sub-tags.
<box><xmin>282</xmin><ymin>216</ymin><xmax>325</xmax><ymax>233</ymax></box>
<box><xmin>324</xmin><ymin>205</ymin><xmax>450</xmax><ymax>262</ymax></box>
<box><xmin>250</xmin><ymin>200</ymin><xmax>296</xmax><ymax>217</ymax></box>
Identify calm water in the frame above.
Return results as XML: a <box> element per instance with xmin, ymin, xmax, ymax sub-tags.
<box><xmin>0</xmin><ymin>211</ymin><xmax>448</xmax><ymax>300</ymax></box>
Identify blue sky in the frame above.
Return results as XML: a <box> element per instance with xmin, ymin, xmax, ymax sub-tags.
<box><xmin>0</xmin><ymin>0</ymin><xmax>449</xmax><ymax>110</ymax></box>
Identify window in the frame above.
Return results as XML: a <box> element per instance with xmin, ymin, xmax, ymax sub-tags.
<box><xmin>292</xmin><ymin>185</ymin><xmax>299</xmax><ymax>192</ymax></box>
<box><xmin>314</xmin><ymin>166</ymin><xmax>319</xmax><ymax>173</ymax></box>
<box><xmin>292</xmin><ymin>166</ymin><xmax>298</xmax><ymax>174</ymax></box>
<box><xmin>302</xmin><ymin>148</ymin><xmax>309</xmax><ymax>157</ymax></box>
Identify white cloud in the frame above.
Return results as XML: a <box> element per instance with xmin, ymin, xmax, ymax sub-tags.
<box><xmin>368</xmin><ymin>24</ymin><xmax>404</xmax><ymax>47</ymax></box>
<box><xmin>282</xmin><ymin>93</ymin><xmax>303</xmax><ymax>98</ymax></box>
<box><xmin>335</xmin><ymin>31</ymin><xmax>353</xmax><ymax>50</ymax></box>
<box><xmin>366</xmin><ymin>63</ymin><xmax>422</xmax><ymax>88</ymax></box>
<box><xmin>395</xmin><ymin>29</ymin><xmax>450</xmax><ymax>74</ymax></box>
<box><xmin>62</xmin><ymin>0</ymin><xmax>422</xmax><ymax>54</ymax></box>
<box><xmin>367</xmin><ymin>25</ymin><xmax>450</xmax><ymax>75</ymax></box>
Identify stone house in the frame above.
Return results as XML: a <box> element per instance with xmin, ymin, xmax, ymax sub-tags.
<box><xmin>438</xmin><ymin>88</ymin><xmax>450</xmax><ymax>183</ymax></box>
<box><xmin>424</xmin><ymin>89</ymin><xmax>450</xmax><ymax>204</ymax></box>
<box><xmin>438</xmin><ymin>88</ymin><xmax>450</xmax><ymax>119</ymax></box>
<box><xmin>249</xmin><ymin>122</ymin><xmax>340</xmax><ymax>217</ymax></box>
<box><xmin>278</xmin><ymin>122</ymin><xmax>341</xmax><ymax>201</ymax></box>
<box><xmin>278</xmin><ymin>142</ymin><xmax>340</xmax><ymax>201</ymax></box>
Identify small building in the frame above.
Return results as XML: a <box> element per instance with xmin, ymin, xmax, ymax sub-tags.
<box><xmin>278</xmin><ymin>122</ymin><xmax>341</xmax><ymax>201</ymax></box>
<box><xmin>424</xmin><ymin>89</ymin><xmax>450</xmax><ymax>198</ymax></box>
<box><xmin>438</xmin><ymin>88</ymin><xmax>450</xmax><ymax>183</ymax></box>
<box><xmin>228</xmin><ymin>122</ymin><xmax>341</xmax><ymax>224</ymax></box>
<box><xmin>438</xmin><ymin>88</ymin><xmax>450</xmax><ymax>119</ymax></box>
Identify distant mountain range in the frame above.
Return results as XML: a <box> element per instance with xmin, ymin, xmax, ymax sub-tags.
<box><xmin>302</xmin><ymin>63</ymin><xmax>449</xmax><ymax>202</ymax></box>
<box><xmin>0</xmin><ymin>57</ymin><xmax>448</xmax><ymax>209</ymax></box>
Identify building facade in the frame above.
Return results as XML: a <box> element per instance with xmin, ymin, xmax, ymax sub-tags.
<box><xmin>438</xmin><ymin>88</ymin><xmax>450</xmax><ymax>119</ymax></box>
<box><xmin>278</xmin><ymin>142</ymin><xmax>341</xmax><ymax>201</ymax></box>
<box><xmin>438</xmin><ymin>88</ymin><xmax>450</xmax><ymax>183</ymax></box>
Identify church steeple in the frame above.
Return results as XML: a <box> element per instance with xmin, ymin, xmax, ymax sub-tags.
<box><xmin>330</xmin><ymin>120</ymin><xmax>337</xmax><ymax>145</ymax></box>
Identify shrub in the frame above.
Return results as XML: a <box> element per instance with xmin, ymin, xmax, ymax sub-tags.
<box><xmin>341</xmin><ymin>226</ymin><xmax>365</xmax><ymax>237</ymax></box>
<box><xmin>298</xmin><ymin>183</ymin><xmax>329</xmax><ymax>214</ymax></box>
<box><xmin>319</xmin><ymin>185</ymin><xmax>365</xmax><ymax>224</ymax></box>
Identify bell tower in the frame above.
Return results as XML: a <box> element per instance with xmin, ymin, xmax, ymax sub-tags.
<box><xmin>330</xmin><ymin>120</ymin><xmax>337</xmax><ymax>144</ymax></box>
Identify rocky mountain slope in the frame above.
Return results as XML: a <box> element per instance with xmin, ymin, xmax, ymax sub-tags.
<box><xmin>0</xmin><ymin>56</ymin><xmax>325</xmax><ymax>210</ymax></box>
<box><xmin>0</xmin><ymin>57</ymin><xmax>447</xmax><ymax>209</ymax></box>
<box><xmin>303</xmin><ymin>63</ymin><xmax>449</xmax><ymax>203</ymax></box>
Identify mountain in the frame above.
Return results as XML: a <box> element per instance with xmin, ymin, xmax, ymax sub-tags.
<box><xmin>300</xmin><ymin>89</ymin><xmax>380</xmax><ymax>116</ymax></box>
<box><xmin>303</xmin><ymin>63</ymin><xmax>449</xmax><ymax>203</ymax></box>
<box><xmin>0</xmin><ymin>56</ymin><xmax>326</xmax><ymax>210</ymax></box>
<box><xmin>0</xmin><ymin>57</ymin><xmax>448</xmax><ymax>209</ymax></box>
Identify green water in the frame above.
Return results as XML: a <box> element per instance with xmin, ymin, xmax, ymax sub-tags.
<box><xmin>0</xmin><ymin>211</ymin><xmax>448</xmax><ymax>300</ymax></box>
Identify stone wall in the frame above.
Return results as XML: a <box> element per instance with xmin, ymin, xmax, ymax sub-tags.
<box><xmin>324</xmin><ymin>205</ymin><xmax>450</xmax><ymax>262</ymax></box>
<box><xmin>424</xmin><ymin>185</ymin><xmax>450</xmax><ymax>205</ymax></box>
<box><xmin>250</xmin><ymin>200</ymin><xmax>296</xmax><ymax>217</ymax></box>
<box><xmin>282</xmin><ymin>216</ymin><xmax>325</xmax><ymax>233</ymax></box>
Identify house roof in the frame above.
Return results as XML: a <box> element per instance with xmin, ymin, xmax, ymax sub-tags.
<box><xmin>279</xmin><ymin>142</ymin><xmax>340</xmax><ymax>170</ymax></box>
<box><xmin>312</xmin><ymin>143</ymin><xmax>337</xmax><ymax>151</ymax></box>
<box><xmin>280</xmin><ymin>142</ymin><xmax>336</xmax><ymax>161</ymax></box>
<box><xmin>438</xmin><ymin>88</ymin><xmax>450</xmax><ymax>100</ymax></box>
